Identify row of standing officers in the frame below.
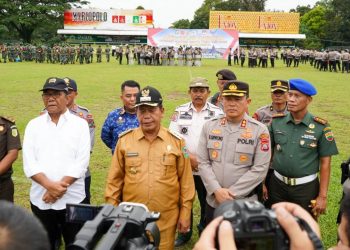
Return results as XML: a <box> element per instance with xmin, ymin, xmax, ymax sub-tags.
<box><xmin>0</xmin><ymin>70</ymin><xmax>339</xmax><ymax>249</ymax></box>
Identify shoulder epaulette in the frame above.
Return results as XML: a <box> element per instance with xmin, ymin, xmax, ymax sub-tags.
<box><xmin>77</xmin><ymin>105</ymin><xmax>89</xmax><ymax>112</ymax></box>
<box><xmin>119</xmin><ymin>129</ymin><xmax>134</xmax><ymax>138</ymax></box>
<box><xmin>272</xmin><ymin>113</ymin><xmax>286</xmax><ymax>118</ymax></box>
<box><xmin>168</xmin><ymin>129</ymin><xmax>182</xmax><ymax>140</ymax></box>
<box><xmin>313</xmin><ymin>116</ymin><xmax>328</xmax><ymax>125</ymax></box>
<box><xmin>0</xmin><ymin>116</ymin><xmax>15</xmax><ymax>123</ymax></box>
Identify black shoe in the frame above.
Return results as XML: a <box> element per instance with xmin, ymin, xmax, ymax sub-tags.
<box><xmin>174</xmin><ymin>233</ymin><xmax>191</xmax><ymax>247</ymax></box>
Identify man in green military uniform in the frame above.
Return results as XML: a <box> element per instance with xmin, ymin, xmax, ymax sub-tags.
<box><xmin>268</xmin><ymin>78</ymin><xmax>338</xmax><ymax>217</ymax></box>
<box><xmin>0</xmin><ymin>116</ymin><xmax>21</xmax><ymax>202</ymax></box>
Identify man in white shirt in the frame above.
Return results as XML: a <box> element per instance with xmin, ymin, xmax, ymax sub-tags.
<box><xmin>23</xmin><ymin>77</ymin><xmax>90</xmax><ymax>250</ymax></box>
<box><xmin>169</xmin><ymin>77</ymin><xmax>224</xmax><ymax>246</ymax></box>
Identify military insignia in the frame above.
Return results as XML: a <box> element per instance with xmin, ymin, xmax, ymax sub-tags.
<box><xmin>260</xmin><ymin>133</ymin><xmax>269</xmax><ymax>139</ymax></box>
<box><xmin>305</xmin><ymin>130</ymin><xmax>315</xmax><ymax>134</ymax></box>
<box><xmin>213</xmin><ymin>141</ymin><xmax>220</xmax><ymax>148</ymax></box>
<box><xmin>179</xmin><ymin>111</ymin><xmax>192</xmax><ymax>120</ymax></box>
<box><xmin>276</xmin><ymin>144</ymin><xmax>281</xmax><ymax>151</ymax></box>
<box><xmin>309</xmin><ymin>123</ymin><xmax>315</xmax><ymax>129</ymax></box>
<box><xmin>211</xmin><ymin>150</ymin><xmax>218</xmax><ymax>159</ymax></box>
<box><xmin>229</xmin><ymin>84</ymin><xmax>237</xmax><ymax>90</ymax></box>
<box><xmin>48</xmin><ymin>78</ymin><xmax>56</xmax><ymax>83</ymax></box>
<box><xmin>129</xmin><ymin>167</ymin><xmax>137</xmax><ymax>174</ymax></box>
<box><xmin>217</xmin><ymin>74</ymin><xmax>223</xmax><ymax>80</ymax></box>
<box><xmin>171</xmin><ymin>111</ymin><xmax>179</xmax><ymax>122</ymax></box>
<box><xmin>323</xmin><ymin>127</ymin><xmax>332</xmax><ymax>132</ymax></box>
<box><xmin>141</xmin><ymin>88</ymin><xmax>150</xmax><ymax>97</ymax></box>
<box><xmin>117</xmin><ymin>116</ymin><xmax>125</xmax><ymax>124</ymax></box>
<box><xmin>300</xmin><ymin>140</ymin><xmax>305</xmax><ymax>146</ymax></box>
<box><xmin>63</xmin><ymin>78</ymin><xmax>70</xmax><ymax>85</ymax></box>
<box><xmin>261</xmin><ymin>143</ymin><xmax>269</xmax><ymax>152</ymax></box>
<box><xmin>11</xmin><ymin>127</ymin><xmax>18</xmax><ymax>137</ymax></box>
<box><xmin>181</xmin><ymin>127</ymin><xmax>188</xmax><ymax>135</ymax></box>
<box><xmin>325</xmin><ymin>131</ymin><xmax>334</xmax><ymax>141</ymax></box>
<box><xmin>211</xmin><ymin>129</ymin><xmax>221</xmax><ymax>135</ymax></box>
<box><xmin>220</xmin><ymin>117</ymin><xmax>226</xmax><ymax>126</ymax></box>
<box><xmin>314</xmin><ymin>116</ymin><xmax>327</xmax><ymax>125</ymax></box>
<box><xmin>182</xmin><ymin>146</ymin><xmax>189</xmax><ymax>158</ymax></box>
<box><xmin>240</xmin><ymin>119</ymin><xmax>247</xmax><ymax>128</ymax></box>
<box><xmin>310</xmin><ymin>142</ymin><xmax>317</xmax><ymax>148</ymax></box>
<box><xmin>240</xmin><ymin>154</ymin><xmax>248</xmax><ymax>162</ymax></box>
<box><xmin>241</xmin><ymin>132</ymin><xmax>252</xmax><ymax>139</ymax></box>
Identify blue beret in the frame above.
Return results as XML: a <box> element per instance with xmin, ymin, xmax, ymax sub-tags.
<box><xmin>289</xmin><ymin>79</ymin><xmax>317</xmax><ymax>96</ymax></box>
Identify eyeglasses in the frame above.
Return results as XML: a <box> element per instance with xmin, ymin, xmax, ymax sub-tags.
<box><xmin>42</xmin><ymin>92</ymin><xmax>63</xmax><ymax>99</ymax></box>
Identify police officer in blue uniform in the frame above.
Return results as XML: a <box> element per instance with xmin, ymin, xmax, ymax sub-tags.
<box><xmin>101</xmin><ymin>80</ymin><xmax>140</xmax><ymax>154</ymax></box>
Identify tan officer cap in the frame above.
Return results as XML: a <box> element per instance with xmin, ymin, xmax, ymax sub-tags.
<box><xmin>189</xmin><ymin>77</ymin><xmax>210</xmax><ymax>88</ymax></box>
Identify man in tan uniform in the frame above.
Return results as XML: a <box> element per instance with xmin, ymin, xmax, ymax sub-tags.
<box><xmin>198</xmin><ymin>80</ymin><xmax>271</xmax><ymax>224</ymax></box>
<box><xmin>105</xmin><ymin>86</ymin><xmax>195</xmax><ymax>250</ymax></box>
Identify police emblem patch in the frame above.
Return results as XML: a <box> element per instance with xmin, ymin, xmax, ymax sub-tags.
<box><xmin>181</xmin><ymin>127</ymin><xmax>188</xmax><ymax>134</ymax></box>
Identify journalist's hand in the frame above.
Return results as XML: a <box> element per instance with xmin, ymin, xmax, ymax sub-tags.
<box><xmin>273</xmin><ymin>202</ymin><xmax>320</xmax><ymax>250</ymax></box>
<box><xmin>193</xmin><ymin>216</ymin><xmax>237</xmax><ymax>250</ymax></box>
<box><xmin>214</xmin><ymin>188</ymin><xmax>234</xmax><ymax>204</ymax></box>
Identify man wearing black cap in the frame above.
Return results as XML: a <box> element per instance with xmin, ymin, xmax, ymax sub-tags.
<box><xmin>253</xmin><ymin>80</ymin><xmax>289</xmax><ymax>206</ymax></box>
<box><xmin>209</xmin><ymin>69</ymin><xmax>237</xmax><ymax>109</ymax></box>
<box><xmin>198</xmin><ymin>80</ymin><xmax>271</xmax><ymax>225</ymax></box>
<box><xmin>23</xmin><ymin>77</ymin><xmax>91</xmax><ymax>250</ymax></box>
<box><xmin>64</xmin><ymin>77</ymin><xmax>95</xmax><ymax>204</ymax></box>
<box><xmin>105</xmin><ymin>86</ymin><xmax>195</xmax><ymax>250</ymax></box>
<box><xmin>269</xmin><ymin>78</ymin><xmax>338</xmax><ymax>216</ymax></box>
<box><xmin>253</xmin><ymin>80</ymin><xmax>289</xmax><ymax>126</ymax></box>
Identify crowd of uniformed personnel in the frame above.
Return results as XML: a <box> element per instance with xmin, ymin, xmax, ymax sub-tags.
<box><xmin>227</xmin><ymin>47</ymin><xmax>350</xmax><ymax>73</ymax></box>
<box><xmin>0</xmin><ymin>43</ymin><xmax>203</xmax><ymax>66</ymax></box>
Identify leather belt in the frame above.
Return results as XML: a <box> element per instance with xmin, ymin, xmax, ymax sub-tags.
<box><xmin>274</xmin><ymin>170</ymin><xmax>317</xmax><ymax>186</ymax></box>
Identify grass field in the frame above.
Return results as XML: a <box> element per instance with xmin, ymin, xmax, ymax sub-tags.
<box><xmin>1</xmin><ymin>58</ymin><xmax>350</xmax><ymax>249</ymax></box>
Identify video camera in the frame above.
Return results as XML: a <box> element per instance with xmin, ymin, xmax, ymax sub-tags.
<box><xmin>214</xmin><ymin>200</ymin><xmax>323</xmax><ymax>250</ymax></box>
<box><xmin>66</xmin><ymin>202</ymin><xmax>160</xmax><ymax>250</ymax></box>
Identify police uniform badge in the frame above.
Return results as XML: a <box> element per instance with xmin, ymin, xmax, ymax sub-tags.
<box><xmin>181</xmin><ymin>127</ymin><xmax>188</xmax><ymax>135</ymax></box>
<box><xmin>140</xmin><ymin>88</ymin><xmax>151</xmax><ymax>102</ymax></box>
<box><xmin>217</xmin><ymin>74</ymin><xmax>223</xmax><ymax>80</ymax></box>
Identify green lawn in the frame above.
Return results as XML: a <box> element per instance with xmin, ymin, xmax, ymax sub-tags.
<box><xmin>1</xmin><ymin>58</ymin><xmax>349</xmax><ymax>249</ymax></box>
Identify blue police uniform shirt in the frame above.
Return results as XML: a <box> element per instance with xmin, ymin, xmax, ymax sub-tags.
<box><xmin>101</xmin><ymin>107</ymin><xmax>139</xmax><ymax>154</ymax></box>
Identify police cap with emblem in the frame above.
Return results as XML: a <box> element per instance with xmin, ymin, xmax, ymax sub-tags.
<box><xmin>189</xmin><ymin>77</ymin><xmax>210</xmax><ymax>88</ymax></box>
<box><xmin>289</xmin><ymin>78</ymin><xmax>317</xmax><ymax>96</ymax></box>
<box><xmin>40</xmin><ymin>77</ymin><xmax>68</xmax><ymax>92</ymax></box>
<box><xmin>63</xmin><ymin>77</ymin><xmax>78</xmax><ymax>91</ymax></box>
<box><xmin>222</xmin><ymin>80</ymin><xmax>249</xmax><ymax>97</ymax></box>
<box><xmin>135</xmin><ymin>86</ymin><xmax>163</xmax><ymax>107</ymax></box>
<box><xmin>216</xmin><ymin>69</ymin><xmax>237</xmax><ymax>81</ymax></box>
<box><xmin>271</xmin><ymin>80</ymin><xmax>289</xmax><ymax>92</ymax></box>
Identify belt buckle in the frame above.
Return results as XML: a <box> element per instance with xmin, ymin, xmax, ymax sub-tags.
<box><xmin>283</xmin><ymin>176</ymin><xmax>296</xmax><ymax>186</ymax></box>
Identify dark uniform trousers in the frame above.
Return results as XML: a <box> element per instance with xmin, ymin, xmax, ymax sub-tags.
<box><xmin>0</xmin><ymin>177</ymin><xmax>14</xmax><ymax>202</ymax></box>
<box><xmin>194</xmin><ymin>175</ymin><xmax>207</xmax><ymax>231</ymax></box>
<box><xmin>268</xmin><ymin>174</ymin><xmax>319</xmax><ymax>213</ymax></box>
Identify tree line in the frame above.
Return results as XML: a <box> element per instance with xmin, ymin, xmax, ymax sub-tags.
<box><xmin>1</xmin><ymin>0</ymin><xmax>349</xmax><ymax>48</ymax></box>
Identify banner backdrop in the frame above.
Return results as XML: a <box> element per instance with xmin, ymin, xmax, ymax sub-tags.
<box><xmin>64</xmin><ymin>9</ymin><xmax>153</xmax><ymax>30</ymax></box>
<box><xmin>147</xmin><ymin>29</ymin><xmax>239</xmax><ymax>58</ymax></box>
<box><xmin>209</xmin><ymin>11</ymin><xmax>300</xmax><ymax>34</ymax></box>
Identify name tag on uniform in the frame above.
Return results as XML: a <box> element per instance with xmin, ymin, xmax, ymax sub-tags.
<box><xmin>126</xmin><ymin>152</ymin><xmax>139</xmax><ymax>157</ymax></box>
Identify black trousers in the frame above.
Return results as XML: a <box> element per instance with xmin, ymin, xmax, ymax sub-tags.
<box><xmin>0</xmin><ymin>178</ymin><xmax>14</xmax><ymax>202</ymax></box>
<box><xmin>31</xmin><ymin>202</ymin><xmax>85</xmax><ymax>250</ymax></box>
<box><xmin>268</xmin><ymin>174</ymin><xmax>319</xmax><ymax>213</ymax></box>
<box><xmin>194</xmin><ymin>175</ymin><xmax>207</xmax><ymax>229</ymax></box>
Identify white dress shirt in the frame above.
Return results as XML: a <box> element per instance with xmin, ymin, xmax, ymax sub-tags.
<box><xmin>23</xmin><ymin>110</ymin><xmax>90</xmax><ymax>210</ymax></box>
<box><xmin>169</xmin><ymin>102</ymin><xmax>224</xmax><ymax>175</ymax></box>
